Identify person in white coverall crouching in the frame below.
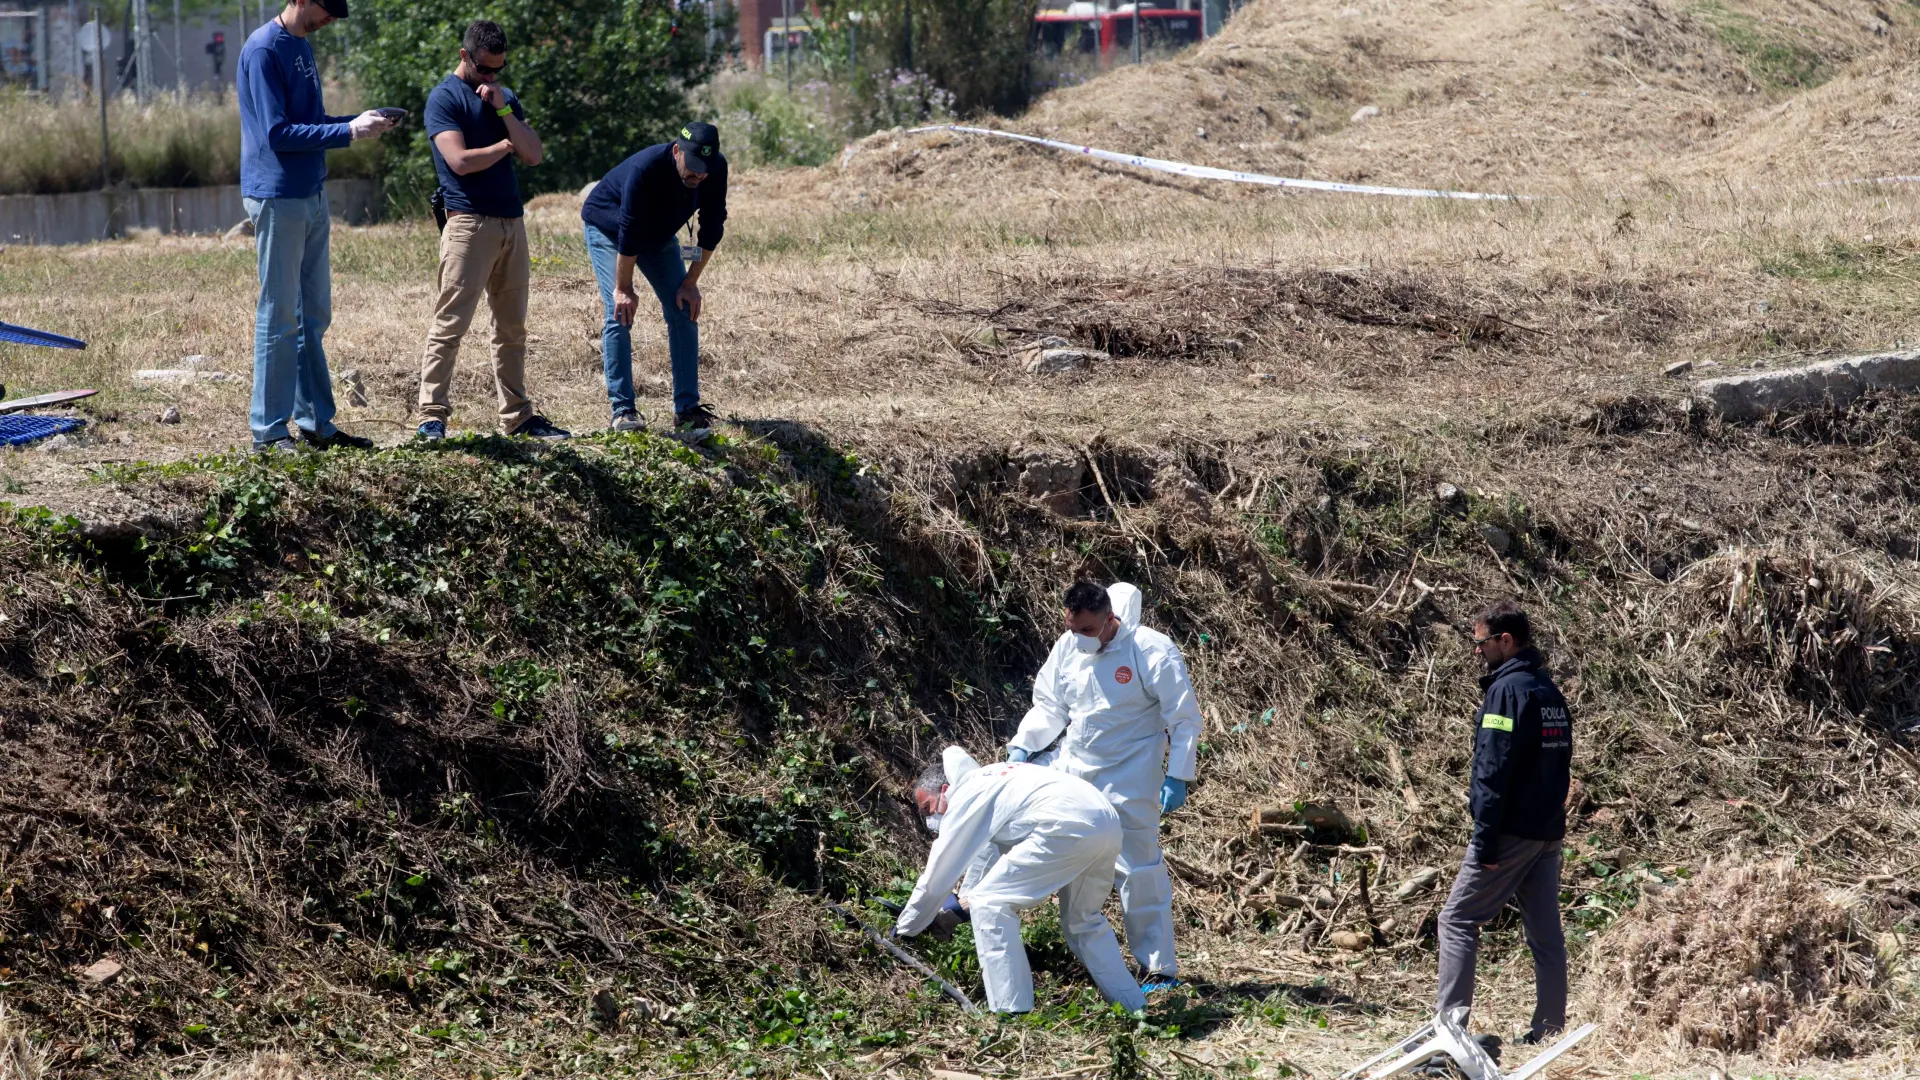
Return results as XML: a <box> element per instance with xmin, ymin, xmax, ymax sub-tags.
<box><xmin>895</xmin><ymin>746</ymin><xmax>1149</xmax><ymax>1015</ymax></box>
<box><xmin>1007</xmin><ymin>580</ymin><xmax>1202</xmax><ymax>993</ymax></box>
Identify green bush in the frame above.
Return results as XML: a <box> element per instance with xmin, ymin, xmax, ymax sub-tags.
<box><xmin>827</xmin><ymin>0</ymin><xmax>1042</xmax><ymax>118</ymax></box>
<box><xmin>696</xmin><ymin>64</ymin><xmax>954</xmax><ymax>170</ymax></box>
<box><xmin>705</xmin><ymin>73</ymin><xmax>844</xmax><ymax>168</ymax></box>
<box><xmin>339</xmin><ymin>0</ymin><xmax>723</xmax><ymax>211</ymax></box>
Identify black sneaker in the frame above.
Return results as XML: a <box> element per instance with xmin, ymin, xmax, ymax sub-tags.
<box><xmin>302</xmin><ymin>427</ymin><xmax>374</xmax><ymax>451</ymax></box>
<box><xmin>416</xmin><ymin>420</ymin><xmax>447</xmax><ymax>441</ymax></box>
<box><xmin>252</xmin><ymin>436</ymin><xmax>298</xmax><ymax>455</ymax></box>
<box><xmin>673</xmin><ymin>403</ymin><xmax>718</xmax><ymax>434</ymax></box>
<box><xmin>510</xmin><ymin>414</ymin><xmax>571</xmax><ymax>441</ymax></box>
<box><xmin>609</xmin><ymin>410</ymin><xmax>647</xmax><ymax>433</ymax></box>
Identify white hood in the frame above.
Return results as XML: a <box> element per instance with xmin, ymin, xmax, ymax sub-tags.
<box><xmin>1107</xmin><ymin>582</ymin><xmax>1143</xmax><ymax>634</ymax></box>
<box><xmin>942</xmin><ymin>745</ymin><xmax>982</xmax><ymax>788</ymax></box>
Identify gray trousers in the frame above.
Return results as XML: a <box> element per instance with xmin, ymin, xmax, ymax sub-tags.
<box><xmin>1436</xmin><ymin>835</ymin><xmax>1567</xmax><ymax>1038</ymax></box>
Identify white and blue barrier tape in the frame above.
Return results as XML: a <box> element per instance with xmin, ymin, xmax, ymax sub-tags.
<box><xmin>903</xmin><ymin>123</ymin><xmax>1531</xmax><ymax>201</ymax></box>
<box><xmin>899</xmin><ymin>124</ymin><xmax>1920</xmax><ymax>201</ymax></box>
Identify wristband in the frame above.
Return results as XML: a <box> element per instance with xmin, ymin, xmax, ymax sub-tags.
<box><xmin>497</xmin><ymin>107</ymin><xmax>513</xmax><ymax>117</ymax></box>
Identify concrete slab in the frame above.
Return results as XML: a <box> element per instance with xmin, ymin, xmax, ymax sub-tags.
<box><xmin>1696</xmin><ymin>349</ymin><xmax>1920</xmax><ymax>420</ymax></box>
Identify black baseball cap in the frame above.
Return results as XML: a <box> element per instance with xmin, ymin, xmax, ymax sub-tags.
<box><xmin>675</xmin><ymin>122</ymin><xmax>720</xmax><ymax>174</ymax></box>
<box><xmin>316</xmin><ymin>0</ymin><xmax>350</xmax><ymax>17</ymax></box>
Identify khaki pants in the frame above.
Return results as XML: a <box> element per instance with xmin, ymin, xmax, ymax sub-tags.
<box><xmin>417</xmin><ymin>213</ymin><xmax>532</xmax><ymax>433</ymax></box>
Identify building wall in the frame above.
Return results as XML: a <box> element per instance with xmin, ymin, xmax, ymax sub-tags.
<box><xmin>735</xmin><ymin>0</ymin><xmax>787</xmax><ymax>68</ymax></box>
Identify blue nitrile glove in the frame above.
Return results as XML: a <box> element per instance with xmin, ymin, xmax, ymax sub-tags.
<box><xmin>1160</xmin><ymin>776</ymin><xmax>1189</xmax><ymax>814</ymax></box>
<box><xmin>1007</xmin><ymin>747</ymin><xmax>1031</xmax><ymax>763</ymax></box>
<box><xmin>941</xmin><ymin>893</ymin><xmax>971</xmax><ymax>923</ymax></box>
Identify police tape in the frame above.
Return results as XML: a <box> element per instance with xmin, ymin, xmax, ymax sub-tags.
<box><xmin>903</xmin><ymin>123</ymin><xmax>1532</xmax><ymax>201</ymax></box>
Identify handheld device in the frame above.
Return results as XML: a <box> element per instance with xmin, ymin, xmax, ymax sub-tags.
<box><xmin>374</xmin><ymin>107</ymin><xmax>408</xmax><ymax>122</ymax></box>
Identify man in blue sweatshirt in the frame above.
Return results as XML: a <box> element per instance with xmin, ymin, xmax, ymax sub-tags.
<box><xmin>237</xmin><ymin>0</ymin><xmax>397</xmax><ymax>453</ymax></box>
<box><xmin>579</xmin><ymin>123</ymin><xmax>727</xmax><ymax>435</ymax></box>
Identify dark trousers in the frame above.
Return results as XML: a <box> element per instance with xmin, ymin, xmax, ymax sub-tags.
<box><xmin>1435</xmin><ymin>834</ymin><xmax>1567</xmax><ymax>1038</ymax></box>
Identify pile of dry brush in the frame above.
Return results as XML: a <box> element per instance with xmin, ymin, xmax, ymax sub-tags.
<box><xmin>1580</xmin><ymin>859</ymin><xmax>1902</xmax><ymax>1058</ymax></box>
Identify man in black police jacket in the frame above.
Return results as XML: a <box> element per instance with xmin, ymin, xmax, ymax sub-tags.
<box><xmin>1435</xmin><ymin>600</ymin><xmax>1573</xmax><ymax>1043</ymax></box>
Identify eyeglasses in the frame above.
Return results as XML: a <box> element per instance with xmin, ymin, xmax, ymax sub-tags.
<box><xmin>1471</xmin><ymin>634</ymin><xmax>1501</xmax><ymax>647</ymax></box>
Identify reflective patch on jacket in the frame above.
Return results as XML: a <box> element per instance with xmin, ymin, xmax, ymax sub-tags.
<box><xmin>1481</xmin><ymin>713</ymin><xmax>1514</xmax><ymax>732</ymax></box>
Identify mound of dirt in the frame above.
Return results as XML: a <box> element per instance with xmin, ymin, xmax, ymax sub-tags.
<box><xmin>1578</xmin><ymin>860</ymin><xmax>1896</xmax><ymax>1058</ymax></box>
<box><xmin>833</xmin><ymin>0</ymin><xmax>1904</xmax><ymax>202</ymax></box>
<box><xmin>1679</xmin><ymin>44</ymin><xmax>1920</xmax><ymax>182</ymax></box>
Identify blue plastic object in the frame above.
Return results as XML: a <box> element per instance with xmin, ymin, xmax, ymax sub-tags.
<box><xmin>0</xmin><ymin>321</ymin><xmax>87</xmax><ymax>350</ymax></box>
<box><xmin>0</xmin><ymin>415</ymin><xmax>84</xmax><ymax>446</ymax></box>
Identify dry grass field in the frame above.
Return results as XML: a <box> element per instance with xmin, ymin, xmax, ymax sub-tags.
<box><xmin>2</xmin><ymin>0</ymin><xmax>1920</xmax><ymax>1077</ymax></box>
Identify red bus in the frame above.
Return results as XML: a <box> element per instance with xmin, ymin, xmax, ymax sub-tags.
<box><xmin>1033</xmin><ymin>7</ymin><xmax>1205</xmax><ymax>58</ymax></box>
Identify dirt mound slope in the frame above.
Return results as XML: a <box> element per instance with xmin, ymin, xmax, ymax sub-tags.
<box><xmin>1678</xmin><ymin>42</ymin><xmax>1920</xmax><ymax>182</ymax></box>
<box><xmin>836</xmin><ymin>0</ymin><xmax>1905</xmax><ymax>202</ymax></box>
<box><xmin>1578</xmin><ymin>860</ymin><xmax>1900</xmax><ymax>1058</ymax></box>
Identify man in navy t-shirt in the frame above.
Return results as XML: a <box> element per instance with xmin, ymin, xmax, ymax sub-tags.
<box><xmin>412</xmin><ymin>19</ymin><xmax>567</xmax><ymax>441</ymax></box>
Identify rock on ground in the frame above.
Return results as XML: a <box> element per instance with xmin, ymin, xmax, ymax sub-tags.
<box><xmin>1698</xmin><ymin>349</ymin><xmax>1920</xmax><ymax>420</ymax></box>
<box><xmin>1014</xmin><ymin>450</ymin><xmax>1086</xmax><ymax>516</ymax></box>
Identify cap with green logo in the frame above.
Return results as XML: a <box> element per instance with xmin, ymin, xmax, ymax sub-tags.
<box><xmin>675</xmin><ymin>122</ymin><xmax>720</xmax><ymax>174</ymax></box>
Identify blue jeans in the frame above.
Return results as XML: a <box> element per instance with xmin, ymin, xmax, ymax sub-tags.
<box><xmin>244</xmin><ymin>193</ymin><xmax>339</xmax><ymax>444</ymax></box>
<box><xmin>584</xmin><ymin>224</ymin><xmax>699</xmax><ymax>417</ymax></box>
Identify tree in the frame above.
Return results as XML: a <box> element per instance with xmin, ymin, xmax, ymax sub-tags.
<box><xmin>338</xmin><ymin>0</ymin><xmax>720</xmax><ymax>208</ymax></box>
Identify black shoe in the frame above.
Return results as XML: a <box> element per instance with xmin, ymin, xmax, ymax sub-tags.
<box><xmin>416</xmin><ymin>420</ymin><xmax>447</xmax><ymax>441</ymax></box>
<box><xmin>302</xmin><ymin>427</ymin><xmax>374</xmax><ymax>451</ymax></box>
<box><xmin>610</xmin><ymin>410</ymin><xmax>647</xmax><ymax>433</ymax></box>
<box><xmin>673</xmin><ymin>403</ymin><xmax>718</xmax><ymax>433</ymax></box>
<box><xmin>252</xmin><ymin>436</ymin><xmax>298</xmax><ymax>455</ymax></box>
<box><xmin>510</xmin><ymin>414</ymin><xmax>570</xmax><ymax>441</ymax></box>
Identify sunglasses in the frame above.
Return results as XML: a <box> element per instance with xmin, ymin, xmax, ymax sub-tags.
<box><xmin>465</xmin><ymin>52</ymin><xmax>506</xmax><ymax>76</ymax></box>
<box><xmin>1471</xmin><ymin>633</ymin><xmax>1505</xmax><ymax>647</ymax></box>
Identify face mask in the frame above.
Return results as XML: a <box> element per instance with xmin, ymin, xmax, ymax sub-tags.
<box><xmin>1072</xmin><ymin>632</ymin><xmax>1103</xmax><ymax>655</ymax></box>
<box><xmin>924</xmin><ymin>814</ymin><xmax>943</xmax><ymax>834</ymax></box>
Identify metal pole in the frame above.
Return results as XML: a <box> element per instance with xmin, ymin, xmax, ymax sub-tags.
<box><xmin>132</xmin><ymin>0</ymin><xmax>150</xmax><ymax>102</ymax></box>
<box><xmin>94</xmin><ymin>6</ymin><xmax>109</xmax><ymax>188</ymax></box>
<box><xmin>1132</xmin><ymin>1</ymin><xmax>1140</xmax><ymax>63</ymax></box>
<box><xmin>172</xmin><ymin>0</ymin><xmax>181</xmax><ymax>98</ymax></box>
<box><xmin>69</xmin><ymin>0</ymin><xmax>80</xmax><ymax>100</ymax></box>
<box><xmin>34</xmin><ymin>8</ymin><xmax>47</xmax><ymax>92</ymax></box>
<box><xmin>782</xmin><ymin>0</ymin><xmax>791</xmax><ymax>93</ymax></box>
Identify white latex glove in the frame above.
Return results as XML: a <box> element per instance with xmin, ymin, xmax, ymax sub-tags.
<box><xmin>348</xmin><ymin>110</ymin><xmax>394</xmax><ymax>141</ymax></box>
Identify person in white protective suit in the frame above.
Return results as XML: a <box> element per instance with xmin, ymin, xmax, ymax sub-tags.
<box><xmin>894</xmin><ymin>746</ymin><xmax>1149</xmax><ymax>1015</ymax></box>
<box><xmin>1006</xmin><ymin>580</ymin><xmax>1202</xmax><ymax>992</ymax></box>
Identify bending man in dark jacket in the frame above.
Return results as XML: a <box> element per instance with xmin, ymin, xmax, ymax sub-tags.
<box><xmin>579</xmin><ymin>123</ymin><xmax>726</xmax><ymax>436</ymax></box>
<box><xmin>1436</xmin><ymin>600</ymin><xmax>1573</xmax><ymax>1042</ymax></box>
